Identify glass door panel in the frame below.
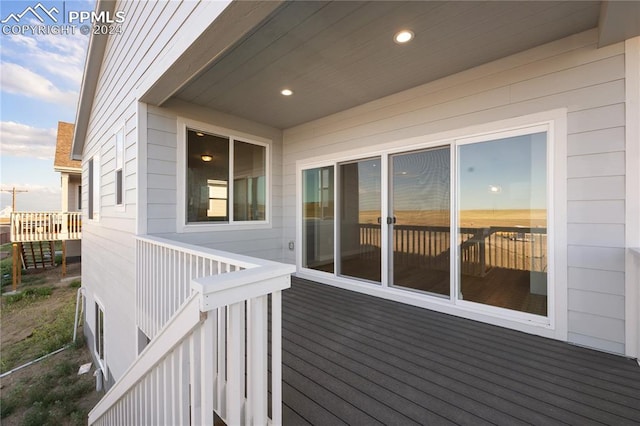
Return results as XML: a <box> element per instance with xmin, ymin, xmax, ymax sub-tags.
<box><xmin>457</xmin><ymin>132</ymin><xmax>547</xmax><ymax>316</ymax></box>
<box><xmin>302</xmin><ymin>166</ymin><xmax>335</xmax><ymax>273</ymax></box>
<box><xmin>390</xmin><ymin>147</ymin><xmax>450</xmax><ymax>296</ymax></box>
<box><xmin>339</xmin><ymin>158</ymin><xmax>381</xmax><ymax>283</ymax></box>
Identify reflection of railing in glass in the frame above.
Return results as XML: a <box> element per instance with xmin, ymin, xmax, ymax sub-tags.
<box><xmin>358</xmin><ymin>224</ymin><xmax>546</xmax><ymax>276</ymax></box>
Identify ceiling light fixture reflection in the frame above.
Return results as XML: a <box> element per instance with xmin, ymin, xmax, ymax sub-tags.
<box><xmin>281</xmin><ymin>89</ymin><xmax>293</xmax><ymax>96</ymax></box>
<box><xmin>195</xmin><ymin>132</ymin><xmax>204</xmax><ymax>137</ymax></box>
<box><xmin>394</xmin><ymin>30</ymin><xmax>414</xmax><ymax>44</ymax></box>
<box><xmin>201</xmin><ymin>154</ymin><xmax>213</xmax><ymax>162</ymax></box>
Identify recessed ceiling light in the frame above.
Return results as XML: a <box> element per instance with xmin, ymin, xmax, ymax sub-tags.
<box><xmin>281</xmin><ymin>89</ymin><xmax>293</xmax><ymax>96</ymax></box>
<box><xmin>394</xmin><ymin>30</ymin><xmax>414</xmax><ymax>44</ymax></box>
<box><xmin>195</xmin><ymin>132</ymin><xmax>204</xmax><ymax>137</ymax></box>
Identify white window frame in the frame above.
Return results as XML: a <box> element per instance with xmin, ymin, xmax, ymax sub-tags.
<box><xmin>114</xmin><ymin>125</ymin><xmax>125</xmax><ymax>210</ymax></box>
<box><xmin>176</xmin><ymin>117</ymin><xmax>271</xmax><ymax>233</ymax></box>
<box><xmin>296</xmin><ymin>109</ymin><xmax>567</xmax><ymax>341</ymax></box>
<box><xmin>88</xmin><ymin>155</ymin><xmax>100</xmax><ymax>221</ymax></box>
<box><xmin>94</xmin><ymin>297</ymin><xmax>107</xmax><ymax>373</ymax></box>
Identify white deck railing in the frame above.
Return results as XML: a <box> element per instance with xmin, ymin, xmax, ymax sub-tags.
<box><xmin>89</xmin><ymin>235</ymin><xmax>295</xmax><ymax>426</ymax></box>
<box><xmin>10</xmin><ymin>211</ymin><xmax>82</xmax><ymax>242</ymax></box>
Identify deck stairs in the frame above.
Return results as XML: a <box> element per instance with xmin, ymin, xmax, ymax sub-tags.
<box><xmin>20</xmin><ymin>241</ymin><xmax>56</xmax><ymax>269</ymax></box>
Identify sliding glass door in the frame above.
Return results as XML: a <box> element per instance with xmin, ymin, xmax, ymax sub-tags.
<box><xmin>389</xmin><ymin>147</ymin><xmax>450</xmax><ymax>296</ymax></box>
<box><xmin>300</xmin><ymin>124</ymin><xmax>549</xmax><ymax>319</ymax></box>
<box><xmin>338</xmin><ymin>158</ymin><xmax>382</xmax><ymax>283</ymax></box>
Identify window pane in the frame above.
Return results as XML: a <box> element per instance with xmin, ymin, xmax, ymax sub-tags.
<box><xmin>302</xmin><ymin>167</ymin><xmax>334</xmax><ymax>273</ymax></box>
<box><xmin>234</xmin><ymin>141</ymin><xmax>266</xmax><ymax>221</ymax></box>
<box><xmin>187</xmin><ymin>130</ymin><xmax>229</xmax><ymax>222</ymax></box>
<box><xmin>116</xmin><ymin>169</ymin><xmax>123</xmax><ymax>205</ymax></box>
<box><xmin>458</xmin><ymin>132</ymin><xmax>547</xmax><ymax>316</ymax></box>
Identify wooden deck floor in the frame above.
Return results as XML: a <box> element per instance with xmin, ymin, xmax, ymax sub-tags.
<box><xmin>280</xmin><ymin>277</ymin><xmax>640</xmax><ymax>425</ymax></box>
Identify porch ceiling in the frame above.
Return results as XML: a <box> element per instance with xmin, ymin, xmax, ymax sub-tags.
<box><xmin>171</xmin><ymin>1</ymin><xmax>603</xmax><ymax>129</ymax></box>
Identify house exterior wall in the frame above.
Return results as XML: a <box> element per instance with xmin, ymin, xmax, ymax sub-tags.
<box><xmin>143</xmin><ymin>99</ymin><xmax>286</xmax><ymax>261</ymax></box>
<box><xmin>80</xmin><ymin>0</ymin><xmax>230</xmax><ymax>383</ymax></box>
<box><xmin>282</xmin><ymin>29</ymin><xmax>628</xmax><ymax>354</ymax></box>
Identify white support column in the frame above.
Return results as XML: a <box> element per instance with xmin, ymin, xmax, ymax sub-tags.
<box><xmin>61</xmin><ymin>173</ymin><xmax>70</xmax><ymax>211</ymax></box>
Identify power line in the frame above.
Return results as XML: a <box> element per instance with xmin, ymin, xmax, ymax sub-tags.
<box><xmin>1</xmin><ymin>187</ymin><xmax>29</xmax><ymax>211</ymax></box>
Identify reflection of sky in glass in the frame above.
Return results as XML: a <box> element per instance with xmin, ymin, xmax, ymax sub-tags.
<box><xmin>459</xmin><ymin>132</ymin><xmax>546</xmax><ymax>210</ymax></box>
<box><xmin>393</xmin><ymin>147</ymin><xmax>449</xmax><ymax>211</ymax></box>
<box><xmin>357</xmin><ymin>158</ymin><xmax>381</xmax><ymax>210</ymax></box>
<box><xmin>303</xmin><ymin>132</ymin><xmax>546</xmax><ymax>212</ymax></box>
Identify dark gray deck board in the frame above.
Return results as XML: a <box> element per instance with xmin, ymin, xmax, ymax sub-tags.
<box><xmin>291</xmin><ymin>280</ymin><xmax>640</xmax><ymax>394</ymax></box>
<box><xmin>286</xmin><ymin>287</ymin><xmax>634</xmax><ymax>424</ymax></box>
<box><xmin>288</xmin><ymin>284</ymin><xmax>640</xmax><ymax>411</ymax></box>
<box><xmin>280</xmin><ymin>278</ymin><xmax>640</xmax><ymax>425</ymax></box>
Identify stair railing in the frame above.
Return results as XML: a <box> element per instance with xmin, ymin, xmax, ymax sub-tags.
<box><xmin>88</xmin><ymin>235</ymin><xmax>295</xmax><ymax>425</ymax></box>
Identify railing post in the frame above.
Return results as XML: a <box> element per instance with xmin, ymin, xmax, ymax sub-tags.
<box><xmin>226</xmin><ymin>302</ymin><xmax>244</xmax><ymax>425</ymax></box>
<box><xmin>248</xmin><ymin>294</ymin><xmax>268</xmax><ymax>425</ymax></box>
<box><xmin>271</xmin><ymin>290</ymin><xmax>283</xmax><ymax>426</ymax></box>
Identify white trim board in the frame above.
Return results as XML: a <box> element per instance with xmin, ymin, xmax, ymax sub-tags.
<box><xmin>625</xmin><ymin>37</ymin><xmax>640</xmax><ymax>359</ymax></box>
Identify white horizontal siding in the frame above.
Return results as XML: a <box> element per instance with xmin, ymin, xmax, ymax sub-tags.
<box><xmin>567</xmin><ymin>200</ymin><xmax>625</xmax><ymax>224</ymax></box>
<box><xmin>282</xmin><ymin>30</ymin><xmax>628</xmax><ymax>353</ymax></box>
<box><xmin>567</xmin><ymin>176</ymin><xmax>625</xmax><ymax>200</ymax></box>
<box><xmin>80</xmin><ymin>0</ymin><xmax>230</xmax><ymax>384</ymax></box>
<box><xmin>567</xmin><ymin>224</ymin><xmax>625</xmax><ymax>247</ymax></box>
<box><xmin>567</xmin><ymin>127</ymin><xmax>625</xmax><ymax>155</ymax></box>
<box><xmin>568</xmin><ymin>267</ymin><xmax>625</xmax><ymax>295</ymax></box>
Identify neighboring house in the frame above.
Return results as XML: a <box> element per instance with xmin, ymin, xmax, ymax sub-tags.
<box><xmin>54</xmin><ymin>121</ymin><xmax>82</xmax><ymax>259</ymax></box>
<box><xmin>71</xmin><ymin>0</ymin><xmax>640</xmax><ymax>422</ymax></box>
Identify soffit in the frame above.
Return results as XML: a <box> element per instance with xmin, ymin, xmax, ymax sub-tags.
<box><xmin>173</xmin><ymin>1</ymin><xmax>601</xmax><ymax>129</ymax></box>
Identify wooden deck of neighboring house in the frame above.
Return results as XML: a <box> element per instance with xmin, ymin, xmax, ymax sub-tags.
<box><xmin>279</xmin><ymin>278</ymin><xmax>640</xmax><ymax>425</ymax></box>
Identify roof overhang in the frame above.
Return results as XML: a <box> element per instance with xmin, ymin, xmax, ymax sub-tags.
<box><xmin>54</xmin><ymin>166</ymin><xmax>82</xmax><ymax>174</ymax></box>
<box><xmin>72</xmin><ymin>1</ymin><xmax>640</xmax><ymax>155</ymax></box>
<box><xmin>598</xmin><ymin>1</ymin><xmax>640</xmax><ymax>47</ymax></box>
<box><xmin>71</xmin><ymin>0</ymin><xmax>116</xmax><ymax>160</ymax></box>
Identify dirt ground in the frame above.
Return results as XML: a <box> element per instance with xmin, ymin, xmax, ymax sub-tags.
<box><xmin>2</xmin><ymin>262</ymin><xmax>81</xmax><ymax>349</ymax></box>
<box><xmin>1</xmin><ymin>262</ymin><xmax>103</xmax><ymax>425</ymax></box>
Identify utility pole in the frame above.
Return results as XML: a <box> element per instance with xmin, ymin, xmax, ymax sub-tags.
<box><xmin>1</xmin><ymin>187</ymin><xmax>28</xmax><ymax>211</ymax></box>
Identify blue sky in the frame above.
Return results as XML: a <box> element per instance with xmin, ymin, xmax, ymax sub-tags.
<box><xmin>0</xmin><ymin>0</ymin><xmax>93</xmax><ymax>213</ymax></box>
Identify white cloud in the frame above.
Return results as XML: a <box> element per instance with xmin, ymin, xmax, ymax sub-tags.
<box><xmin>0</xmin><ymin>184</ymin><xmax>60</xmax><ymax>212</ymax></box>
<box><xmin>0</xmin><ymin>62</ymin><xmax>78</xmax><ymax>106</ymax></box>
<box><xmin>0</xmin><ymin>121</ymin><xmax>57</xmax><ymax>160</ymax></box>
<box><xmin>7</xmin><ymin>31</ymin><xmax>88</xmax><ymax>85</ymax></box>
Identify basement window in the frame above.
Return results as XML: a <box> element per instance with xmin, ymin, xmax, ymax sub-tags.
<box><xmin>95</xmin><ymin>301</ymin><xmax>105</xmax><ymax>365</ymax></box>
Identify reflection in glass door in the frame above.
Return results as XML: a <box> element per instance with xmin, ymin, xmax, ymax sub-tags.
<box><xmin>457</xmin><ymin>132</ymin><xmax>547</xmax><ymax>316</ymax></box>
<box><xmin>339</xmin><ymin>158</ymin><xmax>381</xmax><ymax>283</ymax></box>
<box><xmin>302</xmin><ymin>166</ymin><xmax>335</xmax><ymax>273</ymax></box>
<box><xmin>390</xmin><ymin>147</ymin><xmax>450</xmax><ymax>296</ymax></box>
